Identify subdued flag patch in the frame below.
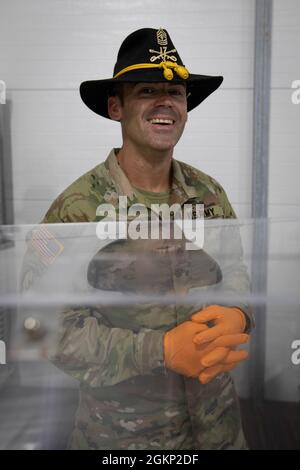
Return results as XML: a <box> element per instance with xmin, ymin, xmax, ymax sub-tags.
<box><xmin>30</xmin><ymin>225</ymin><xmax>64</xmax><ymax>266</ymax></box>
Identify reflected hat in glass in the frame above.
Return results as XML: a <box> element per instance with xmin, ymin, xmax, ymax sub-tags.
<box><xmin>80</xmin><ymin>27</ymin><xmax>223</xmax><ymax>119</ymax></box>
<box><xmin>87</xmin><ymin>238</ymin><xmax>222</xmax><ymax>294</ymax></box>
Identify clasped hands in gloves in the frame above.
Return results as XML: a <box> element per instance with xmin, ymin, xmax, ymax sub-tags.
<box><xmin>164</xmin><ymin>305</ymin><xmax>250</xmax><ymax>384</ymax></box>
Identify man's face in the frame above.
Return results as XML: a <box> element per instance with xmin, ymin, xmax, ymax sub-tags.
<box><xmin>108</xmin><ymin>82</ymin><xmax>188</xmax><ymax>153</ymax></box>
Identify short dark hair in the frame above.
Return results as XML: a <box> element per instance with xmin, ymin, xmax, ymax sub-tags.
<box><xmin>108</xmin><ymin>83</ymin><xmax>125</xmax><ymax>105</ymax></box>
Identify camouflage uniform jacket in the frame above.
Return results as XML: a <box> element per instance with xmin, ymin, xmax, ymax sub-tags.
<box><xmin>34</xmin><ymin>148</ymin><xmax>253</xmax><ymax>449</ymax></box>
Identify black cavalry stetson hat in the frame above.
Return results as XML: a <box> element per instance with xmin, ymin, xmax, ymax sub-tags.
<box><xmin>80</xmin><ymin>28</ymin><xmax>223</xmax><ymax>119</ymax></box>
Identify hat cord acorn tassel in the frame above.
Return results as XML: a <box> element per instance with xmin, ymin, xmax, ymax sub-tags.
<box><xmin>161</xmin><ymin>62</ymin><xmax>174</xmax><ymax>80</ymax></box>
<box><xmin>159</xmin><ymin>61</ymin><xmax>189</xmax><ymax>81</ymax></box>
<box><xmin>174</xmin><ymin>65</ymin><xmax>189</xmax><ymax>80</ymax></box>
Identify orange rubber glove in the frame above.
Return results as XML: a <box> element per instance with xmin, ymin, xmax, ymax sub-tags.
<box><xmin>164</xmin><ymin>321</ymin><xmax>249</xmax><ymax>379</ymax></box>
<box><xmin>199</xmin><ymin>363</ymin><xmax>237</xmax><ymax>384</ymax></box>
<box><xmin>196</xmin><ymin>333</ymin><xmax>249</xmax><ymax>367</ymax></box>
<box><xmin>196</xmin><ymin>333</ymin><xmax>250</xmax><ymax>384</ymax></box>
<box><xmin>199</xmin><ymin>349</ymin><xmax>249</xmax><ymax>384</ymax></box>
<box><xmin>163</xmin><ymin>321</ymin><xmax>211</xmax><ymax>377</ymax></box>
<box><xmin>191</xmin><ymin>305</ymin><xmax>247</xmax><ymax>345</ymax></box>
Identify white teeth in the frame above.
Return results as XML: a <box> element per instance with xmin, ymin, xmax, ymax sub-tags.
<box><xmin>149</xmin><ymin>118</ymin><xmax>174</xmax><ymax>125</ymax></box>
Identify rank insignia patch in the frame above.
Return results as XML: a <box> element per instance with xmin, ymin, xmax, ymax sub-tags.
<box><xmin>149</xmin><ymin>28</ymin><xmax>177</xmax><ymax>63</ymax></box>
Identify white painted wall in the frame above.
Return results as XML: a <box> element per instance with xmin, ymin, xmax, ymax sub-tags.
<box><xmin>269</xmin><ymin>0</ymin><xmax>300</xmax><ymax>219</ymax></box>
<box><xmin>265</xmin><ymin>0</ymin><xmax>300</xmax><ymax>401</ymax></box>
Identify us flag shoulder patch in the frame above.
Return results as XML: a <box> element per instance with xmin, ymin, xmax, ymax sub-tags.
<box><xmin>30</xmin><ymin>225</ymin><xmax>64</xmax><ymax>266</ymax></box>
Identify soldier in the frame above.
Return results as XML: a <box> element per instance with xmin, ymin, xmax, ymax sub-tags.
<box><xmin>22</xmin><ymin>28</ymin><xmax>254</xmax><ymax>449</ymax></box>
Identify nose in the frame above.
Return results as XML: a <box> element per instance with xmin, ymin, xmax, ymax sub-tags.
<box><xmin>154</xmin><ymin>89</ymin><xmax>173</xmax><ymax>107</ymax></box>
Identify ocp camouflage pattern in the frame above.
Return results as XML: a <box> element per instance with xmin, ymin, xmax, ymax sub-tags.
<box><xmin>21</xmin><ymin>148</ymin><xmax>253</xmax><ymax>449</ymax></box>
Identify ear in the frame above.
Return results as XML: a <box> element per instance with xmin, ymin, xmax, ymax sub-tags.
<box><xmin>108</xmin><ymin>96</ymin><xmax>123</xmax><ymax>121</ymax></box>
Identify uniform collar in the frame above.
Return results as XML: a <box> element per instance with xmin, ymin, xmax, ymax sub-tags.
<box><xmin>104</xmin><ymin>148</ymin><xmax>198</xmax><ymax>206</ymax></box>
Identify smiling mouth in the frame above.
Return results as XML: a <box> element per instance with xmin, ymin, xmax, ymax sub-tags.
<box><xmin>148</xmin><ymin>118</ymin><xmax>175</xmax><ymax>125</ymax></box>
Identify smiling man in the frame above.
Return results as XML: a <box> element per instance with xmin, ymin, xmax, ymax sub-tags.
<box><xmin>33</xmin><ymin>28</ymin><xmax>254</xmax><ymax>450</ymax></box>
<box><xmin>107</xmin><ymin>82</ymin><xmax>187</xmax><ymax>194</ymax></box>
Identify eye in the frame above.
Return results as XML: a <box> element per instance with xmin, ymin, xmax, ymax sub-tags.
<box><xmin>169</xmin><ymin>88</ymin><xmax>185</xmax><ymax>97</ymax></box>
<box><xmin>139</xmin><ymin>87</ymin><xmax>155</xmax><ymax>95</ymax></box>
<box><xmin>170</xmin><ymin>89</ymin><xmax>181</xmax><ymax>95</ymax></box>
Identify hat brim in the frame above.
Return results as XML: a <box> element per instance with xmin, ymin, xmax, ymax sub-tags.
<box><xmin>79</xmin><ymin>70</ymin><xmax>223</xmax><ymax>119</ymax></box>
